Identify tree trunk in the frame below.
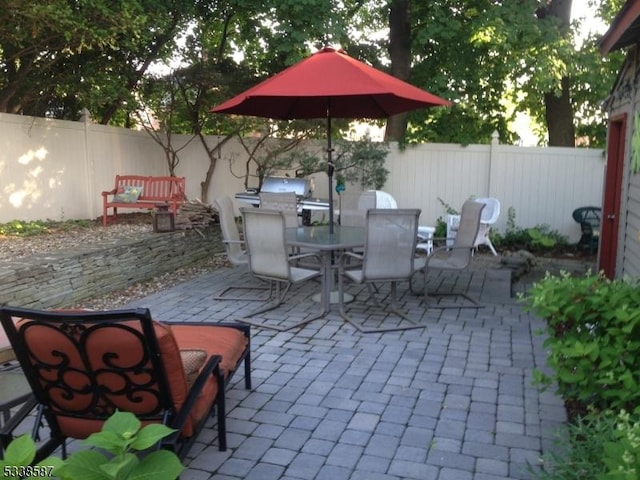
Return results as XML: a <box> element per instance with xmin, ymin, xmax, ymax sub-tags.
<box><xmin>540</xmin><ymin>0</ymin><xmax>575</xmax><ymax>146</ymax></box>
<box><xmin>385</xmin><ymin>0</ymin><xmax>412</xmax><ymax>142</ymax></box>
<box><xmin>545</xmin><ymin>77</ymin><xmax>575</xmax><ymax>146</ymax></box>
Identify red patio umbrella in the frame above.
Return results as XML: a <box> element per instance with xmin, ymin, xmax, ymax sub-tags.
<box><xmin>211</xmin><ymin>46</ymin><xmax>451</xmax><ymax>231</ymax></box>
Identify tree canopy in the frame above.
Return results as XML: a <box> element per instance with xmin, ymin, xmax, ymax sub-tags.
<box><xmin>0</xmin><ymin>0</ymin><xmax>625</xmax><ymax>147</ymax></box>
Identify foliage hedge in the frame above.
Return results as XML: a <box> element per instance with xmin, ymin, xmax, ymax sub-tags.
<box><xmin>524</xmin><ymin>272</ymin><xmax>640</xmax><ymax>479</ymax></box>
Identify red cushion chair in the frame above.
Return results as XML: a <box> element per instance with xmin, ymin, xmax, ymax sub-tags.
<box><xmin>0</xmin><ymin>306</ymin><xmax>250</xmax><ymax>462</ymax></box>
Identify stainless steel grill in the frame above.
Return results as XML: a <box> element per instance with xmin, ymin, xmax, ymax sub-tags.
<box><xmin>235</xmin><ymin>176</ymin><xmax>329</xmax><ymax>213</ymax></box>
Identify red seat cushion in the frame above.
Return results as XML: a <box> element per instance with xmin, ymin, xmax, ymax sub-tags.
<box><xmin>15</xmin><ymin>319</ymin><xmax>246</xmax><ymax>439</ymax></box>
<box><xmin>169</xmin><ymin>325</ymin><xmax>248</xmax><ymax>379</ymax></box>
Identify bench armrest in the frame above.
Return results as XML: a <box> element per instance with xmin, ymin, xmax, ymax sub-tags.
<box><xmin>102</xmin><ymin>188</ymin><xmax>117</xmax><ymax>197</ymax></box>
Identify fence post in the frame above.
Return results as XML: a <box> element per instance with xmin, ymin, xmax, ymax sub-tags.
<box><xmin>81</xmin><ymin>108</ymin><xmax>97</xmax><ymax>220</ymax></box>
<box><xmin>488</xmin><ymin>130</ymin><xmax>500</xmax><ymax>197</ymax></box>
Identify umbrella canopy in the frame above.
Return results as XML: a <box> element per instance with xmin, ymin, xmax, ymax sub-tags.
<box><xmin>211</xmin><ymin>46</ymin><xmax>451</xmax><ymax>230</ymax></box>
<box><xmin>211</xmin><ymin>46</ymin><xmax>450</xmax><ymax>119</ymax></box>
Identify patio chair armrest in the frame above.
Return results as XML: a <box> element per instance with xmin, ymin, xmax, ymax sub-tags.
<box><xmin>0</xmin><ymin>396</ymin><xmax>39</xmax><ymax>446</ymax></box>
<box><xmin>288</xmin><ymin>251</ymin><xmax>322</xmax><ymax>264</ymax></box>
<box><xmin>430</xmin><ymin>236</ymin><xmax>457</xmax><ymax>242</ymax></box>
<box><xmin>222</xmin><ymin>239</ymin><xmax>244</xmax><ymax>245</ymax></box>
<box><xmin>427</xmin><ymin>244</ymin><xmax>474</xmax><ymax>258</ymax></box>
<box><xmin>165</xmin><ymin>354</ymin><xmax>223</xmax><ymax>442</ymax></box>
<box><xmin>338</xmin><ymin>250</ymin><xmax>363</xmax><ymax>266</ymax></box>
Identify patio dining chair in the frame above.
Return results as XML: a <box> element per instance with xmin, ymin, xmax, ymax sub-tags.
<box><xmin>213</xmin><ymin>196</ymin><xmax>270</xmax><ymax>301</ymax></box>
<box><xmin>240</xmin><ymin>208</ymin><xmax>323</xmax><ymax>331</ymax></box>
<box><xmin>339</xmin><ymin>190</ymin><xmax>377</xmax><ymax>228</ymax></box>
<box><xmin>447</xmin><ymin>197</ymin><xmax>500</xmax><ymax>255</ymax></box>
<box><xmin>259</xmin><ymin>191</ymin><xmax>299</xmax><ymax>228</ymax></box>
<box><xmin>338</xmin><ymin>208</ymin><xmax>426</xmax><ymax>333</ymax></box>
<box><xmin>0</xmin><ymin>305</ymin><xmax>251</xmax><ymax>462</ymax></box>
<box><xmin>411</xmin><ymin>199</ymin><xmax>486</xmax><ymax>307</ymax></box>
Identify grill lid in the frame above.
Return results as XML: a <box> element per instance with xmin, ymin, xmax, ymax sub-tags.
<box><xmin>260</xmin><ymin>176</ymin><xmax>309</xmax><ymax>197</ymax></box>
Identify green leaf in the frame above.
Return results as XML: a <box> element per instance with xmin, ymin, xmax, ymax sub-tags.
<box><xmin>130</xmin><ymin>424</ymin><xmax>178</xmax><ymax>451</ymax></box>
<box><xmin>130</xmin><ymin>450</ymin><xmax>184</xmax><ymax>480</ymax></box>
<box><xmin>99</xmin><ymin>452</ymin><xmax>138</xmax><ymax>479</ymax></box>
<box><xmin>559</xmin><ymin>368</ymin><xmax>585</xmax><ymax>383</ymax></box>
<box><xmin>2</xmin><ymin>434</ymin><xmax>36</xmax><ymax>467</ymax></box>
<box><xmin>102</xmin><ymin>411</ymin><xmax>142</xmax><ymax>437</ymax></box>
<box><xmin>83</xmin><ymin>430</ymin><xmax>126</xmax><ymax>453</ymax></box>
<box><xmin>60</xmin><ymin>450</ymin><xmax>111</xmax><ymax>480</ymax></box>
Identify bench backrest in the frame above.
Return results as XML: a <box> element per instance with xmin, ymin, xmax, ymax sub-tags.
<box><xmin>115</xmin><ymin>175</ymin><xmax>185</xmax><ymax>201</ymax></box>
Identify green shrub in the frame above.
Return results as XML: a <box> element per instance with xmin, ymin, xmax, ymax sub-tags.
<box><xmin>530</xmin><ymin>411</ymin><xmax>616</xmax><ymax>479</ymax></box>
<box><xmin>492</xmin><ymin>223</ymin><xmax>568</xmax><ymax>254</ymax></box>
<box><xmin>0</xmin><ymin>411</ymin><xmax>184</xmax><ymax>480</ymax></box>
<box><xmin>0</xmin><ymin>219</ymin><xmax>96</xmax><ymax>237</ymax></box>
<box><xmin>599</xmin><ymin>410</ymin><xmax>640</xmax><ymax>480</ymax></box>
<box><xmin>0</xmin><ymin>220</ymin><xmax>50</xmax><ymax>237</ymax></box>
<box><xmin>531</xmin><ymin>409</ymin><xmax>640</xmax><ymax>480</ymax></box>
<box><xmin>524</xmin><ymin>272</ymin><xmax>640</xmax><ymax>416</ymax></box>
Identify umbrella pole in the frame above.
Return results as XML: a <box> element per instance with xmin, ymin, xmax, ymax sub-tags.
<box><xmin>327</xmin><ymin>110</ymin><xmax>334</xmax><ymax>234</ymax></box>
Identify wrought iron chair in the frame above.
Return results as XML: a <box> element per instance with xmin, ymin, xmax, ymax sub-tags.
<box><xmin>338</xmin><ymin>208</ymin><xmax>426</xmax><ymax>333</ymax></box>
<box><xmin>572</xmin><ymin>206</ymin><xmax>601</xmax><ymax>255</ymax></box>
<box><xmin>0</xmin><ymin>306</ymin><xmax>251</xmax><ymax>461</ymax></box>
<box><xmin>412</xmin><ymin>199</ymin><xmax>486</xmax><ymax>307</ymax></box>
<box><xmin>240</xmin><ymin>208</ymin><xmax>323</xmax><ymax>331</ymax></box>
<box><xmin>214</xmin><ymin>196</ymin><xmax>270</xmax><ymax>301</ymax></box>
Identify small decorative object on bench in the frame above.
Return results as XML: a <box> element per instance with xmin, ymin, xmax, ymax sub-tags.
<box><xmin>102</xmin><ymin>175</ymin><xmax>186</xmax><ymax>226</ymax></box>
<box><xmin>0</xmin><ymin>306</ymin><xmax>251</xmax><ymax>460</ymax></box>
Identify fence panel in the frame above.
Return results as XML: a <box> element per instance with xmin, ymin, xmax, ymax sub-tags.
<box><xmin>0</xmin><ymin>112</ymin><xmax>605</xmax><ymax>242</ymax></box>
<box><xmin>384</xmin><ymin>142</ymin><xmax>604</xmax><ymax>242</ymax></box>
<box><xmin>0</xmin><ymin>113</ymin><xmax>91</xmax><ymax>221</ymax></box>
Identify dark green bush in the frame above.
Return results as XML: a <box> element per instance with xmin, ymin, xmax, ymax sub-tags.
<box><xmin>529</xmin><ymin>411</ymin><xmax>615</xmax><ymax>479</ymax></box>
<box><xmin>492</xmin><ymin>223</ymin><xmax>569</xmax><ymax>254</ymax></box>
<box><xmin>531</xmin><ymin>409</ymin><xmax>640</xmax><ymax>480</ymax></box>
<box><xmin>524</xmin><ymin>272</ymin><xmax>640</xmax><ymax>416</ymax></box>
<box><xmin>526</xmin><ymin>273</ymin><xmax>640</xmax><ymax>480</ymax></box>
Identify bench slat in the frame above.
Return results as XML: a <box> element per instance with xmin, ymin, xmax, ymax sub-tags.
<box><xmin>102</xmin><ymin>175</ymin><xmax>185</xmax><ymax>226</ymax></box>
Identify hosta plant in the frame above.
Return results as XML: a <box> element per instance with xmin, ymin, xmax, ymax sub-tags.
<box><xmin>0</xmin><ymin>411</ymin><xmax>184</xmax><ymax>480</ymax></box>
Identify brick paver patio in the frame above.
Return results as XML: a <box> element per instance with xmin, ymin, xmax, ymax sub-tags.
<box><xmin>109</xmin><ymin>258</ymin><xmax>571</xmax><ymax>480</ymax></box>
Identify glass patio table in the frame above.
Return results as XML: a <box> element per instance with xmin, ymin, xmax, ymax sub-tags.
<box><xmin>286</xmin><ymin>225</ymin><xmax>365</xmax><ymax>315</ymax></box>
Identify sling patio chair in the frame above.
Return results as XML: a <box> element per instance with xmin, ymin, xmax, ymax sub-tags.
<box><xmin>0</xmin><ymin>306</ymin><xmax>251</xmax><ymax>462</ymax></box>
<box><xmin>446</xmin><ymin>197</ymin><xmax>500</xmax><ymax>255</ymax></box>
<box><xmin>259</xmin><ymin>191</ymin><xmax>299</xmax><ymax>228</ymax></box>
<box><xmin>338</xmin><ymin>190</ymin><xmax>377</xmax><ymax>228</ymax></box>
<box><xmin>338</xmin><ymin>208</ymin><xmax>426</xmax><ymax>333</ymax></box>
<box><xmin>411</xmin><ymin>199</ymin><xmax>486</xmax><ymax>308</ymax></box>
<box><xmin>239</xmin><ymin>207</ymin><xmax>323</xmax><ymax>331</ymax></box>
<box><xmin>213</xmin><ymin>196</ymin><xmax>270</xmax><ymax>301</ymax></box>
<box><xmin>259</xmin><ymin>191</ymin><xmax>319</xmax><ymax>264</ymax></box>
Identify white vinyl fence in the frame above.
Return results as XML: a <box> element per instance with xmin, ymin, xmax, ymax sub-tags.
<box><xmin>0</xmin><ymin>113</ymin><xmax>604</xmax><ymax>242</ymax></box>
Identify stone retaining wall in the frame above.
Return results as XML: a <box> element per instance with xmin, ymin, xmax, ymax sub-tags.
<box><xmin>0</xmin><ymin>227</ymin><xmax>224</xmax><ymax>309</ymax></box>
